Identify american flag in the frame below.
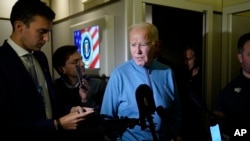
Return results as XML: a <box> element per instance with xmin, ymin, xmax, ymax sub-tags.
<box><xmin>74</xmin><ymin>25</ymin><xmax>100</xmax><ymax>69</ymax></box>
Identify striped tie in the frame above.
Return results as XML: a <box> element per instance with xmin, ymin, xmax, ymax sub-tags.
<box><xmin>24</xmin><ymin>53</ymin><xmax>39</xmax><ymax>86</ymax></box>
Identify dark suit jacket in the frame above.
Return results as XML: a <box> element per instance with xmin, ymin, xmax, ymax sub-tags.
<box><xmin>0</xmin><ymin>40</ymin><xmax>57</xmax><ymax>140</ymax></box>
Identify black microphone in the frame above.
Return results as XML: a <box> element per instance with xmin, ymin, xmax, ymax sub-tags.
<box><xmin>76</xmin><ymin>65</ymin><xmax>88</xmax><ymax>90</ymax></box>
<box><xmin>135</xmin><ymin>84</ymin><xmax>156</xmax><ymax>127</ymax></box>
<box><xmin>135</xmin><ymin>84</ymin><xmax>158</xmax><ymax>141</ymax></box>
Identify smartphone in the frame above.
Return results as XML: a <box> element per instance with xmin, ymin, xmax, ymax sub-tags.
<box><xmin>210</xmin><ymin>123</ymin><xmax>222</xmax><ymax>141</ymax></box>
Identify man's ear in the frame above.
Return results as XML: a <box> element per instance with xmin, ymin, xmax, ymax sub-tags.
<box><xmin>58</xmin><ymin>66</ymin><xmax>65</xmax><ymax>75</ymax></box>
<box><xmin>237</xmin><ymin>53</ymin><xmax>243</xmax><ymax>63</ymax></box>
<box><xmin>14</xmin><ymin>21</ymin><xmax>25</xmax><ymax>32</ymax></box>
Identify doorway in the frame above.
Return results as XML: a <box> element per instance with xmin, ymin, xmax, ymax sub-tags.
<box><xmin>131</xmin><ymin>0</ymin><xmax>214</xmax><ymax>139</ymax></box>
<box><xmin>132</xmin><ymin>1</ymin><xmax>213</xmax><ymax>111</ymax></box>
<box><xmin>151</xmin><ymin>4</ymin><xmax>203</xmax><ymax>73</ymax></box>
<box><xmin>148</xmin><ymin>4</ymin><xmax>211</xmax><ymax>140</ymax></box>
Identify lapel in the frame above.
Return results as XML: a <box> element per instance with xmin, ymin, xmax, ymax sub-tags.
<box><xmin>1</xmin><ymin>40</ymin><xmax>55</xmax><ymax>110</ymax></box>
<box><xmin>0</xmin><ymin>41</ymin><xmax>32</xmax><ymax>81</ymax></box>
<box><xmin>33</xmin><ymin>52</ymin><xmax>48</xmax><ymax>76</ymax></box>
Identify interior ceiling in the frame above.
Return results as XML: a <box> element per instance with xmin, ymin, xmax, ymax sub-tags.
<box><xmin>234</xmin><ymin>10</ymin><xmax>250</xmax><ymax>17</ymax></box>
<box><xmin>221</xmin><ymin>0</ymin><xmax>250</xmax><ymax>17</ymax></box>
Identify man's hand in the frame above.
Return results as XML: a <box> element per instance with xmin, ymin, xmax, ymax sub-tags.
<box><xmin>79</xmin><ymin>78</ymin><xmax>90</xmax><ymax>102</ymax></box>
<box><xmin>61</xmin><ymin>107</ymin><xmax>94</xmax><ymax>130</ymax></box>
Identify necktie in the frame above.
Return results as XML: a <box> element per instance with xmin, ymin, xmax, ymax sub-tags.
<box><xmin>25</xmin><ymin>53</ymin><xmax>39</xmax><ymax>86</ymax></box>
<box><xmin>23</xmin><ymin>54</ymin><xmax>52</xmax><ymax>118</ymax></box>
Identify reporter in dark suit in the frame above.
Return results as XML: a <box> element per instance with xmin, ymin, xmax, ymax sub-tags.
<box><xmin>0</xmin><ymin>0</ymin><xmax>93</xmax><ymax>140</ymax></box>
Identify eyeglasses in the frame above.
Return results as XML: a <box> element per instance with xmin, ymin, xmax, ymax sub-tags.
<box><xmin>66</xmin><ymin>59</ymin><xmax>85</xmax><ymax>67</ymax></box>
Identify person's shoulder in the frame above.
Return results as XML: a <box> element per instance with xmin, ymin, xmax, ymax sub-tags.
<box><xmin>111</xmin><ymin>60</ymin><xmax>132</xmax><ymax>73</ymax></box>
<box><xmin>53</xmin><ymin>77</ymin><xmax>64</xmax><ymax>86</ymax></box>
<box><xmin>220</xmin><ymin>74</ymin><xmax>243</xmax><ymax>93</ymax></box>
<box><xmin>0</xmin><ymin>40</ymin><xmax>9</xmax><ymax>53</ymax></box>
<box><xmin>155</xmin><ymin>60</ymin><xmax>171</xmax><ymax>68</ymax></box>
<box><xmin>89</xmin><ymin>77</ymin><xmax>104</xmax><ymax>84</ymax></box>
<box><xmin>153</xmin><ymin>60</ymin><xmax>173</xmax><ymax>72</ymax></box>
<box><xmin>88</xmin><ymin>76</ymin><xmax>107</xmax><ymax>92</ymax></box>
<box><xmin>117</xmin><ymin>60</ymin><xmax>132</xmax><ymax>68</ymax></box>
<box><xmin>225</xmin><ymin>74</ymin><xmax>244</xmax><ymax>86</ymax></box>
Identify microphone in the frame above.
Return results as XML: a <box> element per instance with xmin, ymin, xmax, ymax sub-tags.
<box><xmin>135</xmin><ymin>84</ymin><xmax>158</xmax><ymax>141</ymax></box>
<box><xmin>76</xmin><ymin>65</ymin><xmax>88</xmax><ymax>90</ymax></box>
<box><xmin>135</xmin><ymin>84</ymin><xmax>156</xmax><ymax>128</ymax></box>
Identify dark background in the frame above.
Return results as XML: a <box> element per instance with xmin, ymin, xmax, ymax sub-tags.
<box><xmin>151</xmin><ymin>4</ymin><xmax>203</xmax><ymax>70</ymax></box>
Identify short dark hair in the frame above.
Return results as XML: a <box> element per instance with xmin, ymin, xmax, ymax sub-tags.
<box><xmin>52</xmin><ymin>45</ymin><xmax>78</xmax><ymax>76</ymax></box>
<box><xmin>183</xmin><ymin>43</ymin><xmax>200</xmax><ymax>59</ymax></box>
<box><xmin>237</xmin><ymin>32</ymin><xmax>250</xmax><ymax>53</ymax></box>
<box><xmin>10</xmin><ymin>0</ymin><xmax>55</xmax><ymax>28</ymax></box>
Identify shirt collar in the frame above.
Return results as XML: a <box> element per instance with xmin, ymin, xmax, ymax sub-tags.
<box><xmin>7</xmin><ymin>38</ymin><xmax>32</xmax><ymax>57</ymax></box>
<box><xmin>63</xmin><ymin>78</ymin><xmax>80</xmax><ymax>88</ymax></box>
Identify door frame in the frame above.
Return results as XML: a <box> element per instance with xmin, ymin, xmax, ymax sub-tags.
<box><xmin>222</xmin><ymin>2</ymin><xmax>250</xmax><ymax>87</ymax></box>
<box><xmin>126</xmin><ymin>0</ymin><xmax>213</xmax><ymax>108</ymax></box>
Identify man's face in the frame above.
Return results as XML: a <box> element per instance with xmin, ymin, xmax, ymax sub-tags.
<box><xmin>129</xmin><ymin>28</ymin><xmax>156</xmax><ymax>67</ymax></box>
<box><xmin>183</xmin><ymin>49</ymin><xmax>196</xmax><ymax>71</ymax></box>
<box><xmin>238</xmin><ymin>40</ymin><xmax>250</xmax><ymax>78</ymax></box>
<box><xmin>18</xmin><ymin>15</ymin><xmax>52</xmax><ymax>52</ymax></box>
<box><xmin>63</xmin><ymin>51</ymin><xmax>85</xmax><ymax>79</ymax></box>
